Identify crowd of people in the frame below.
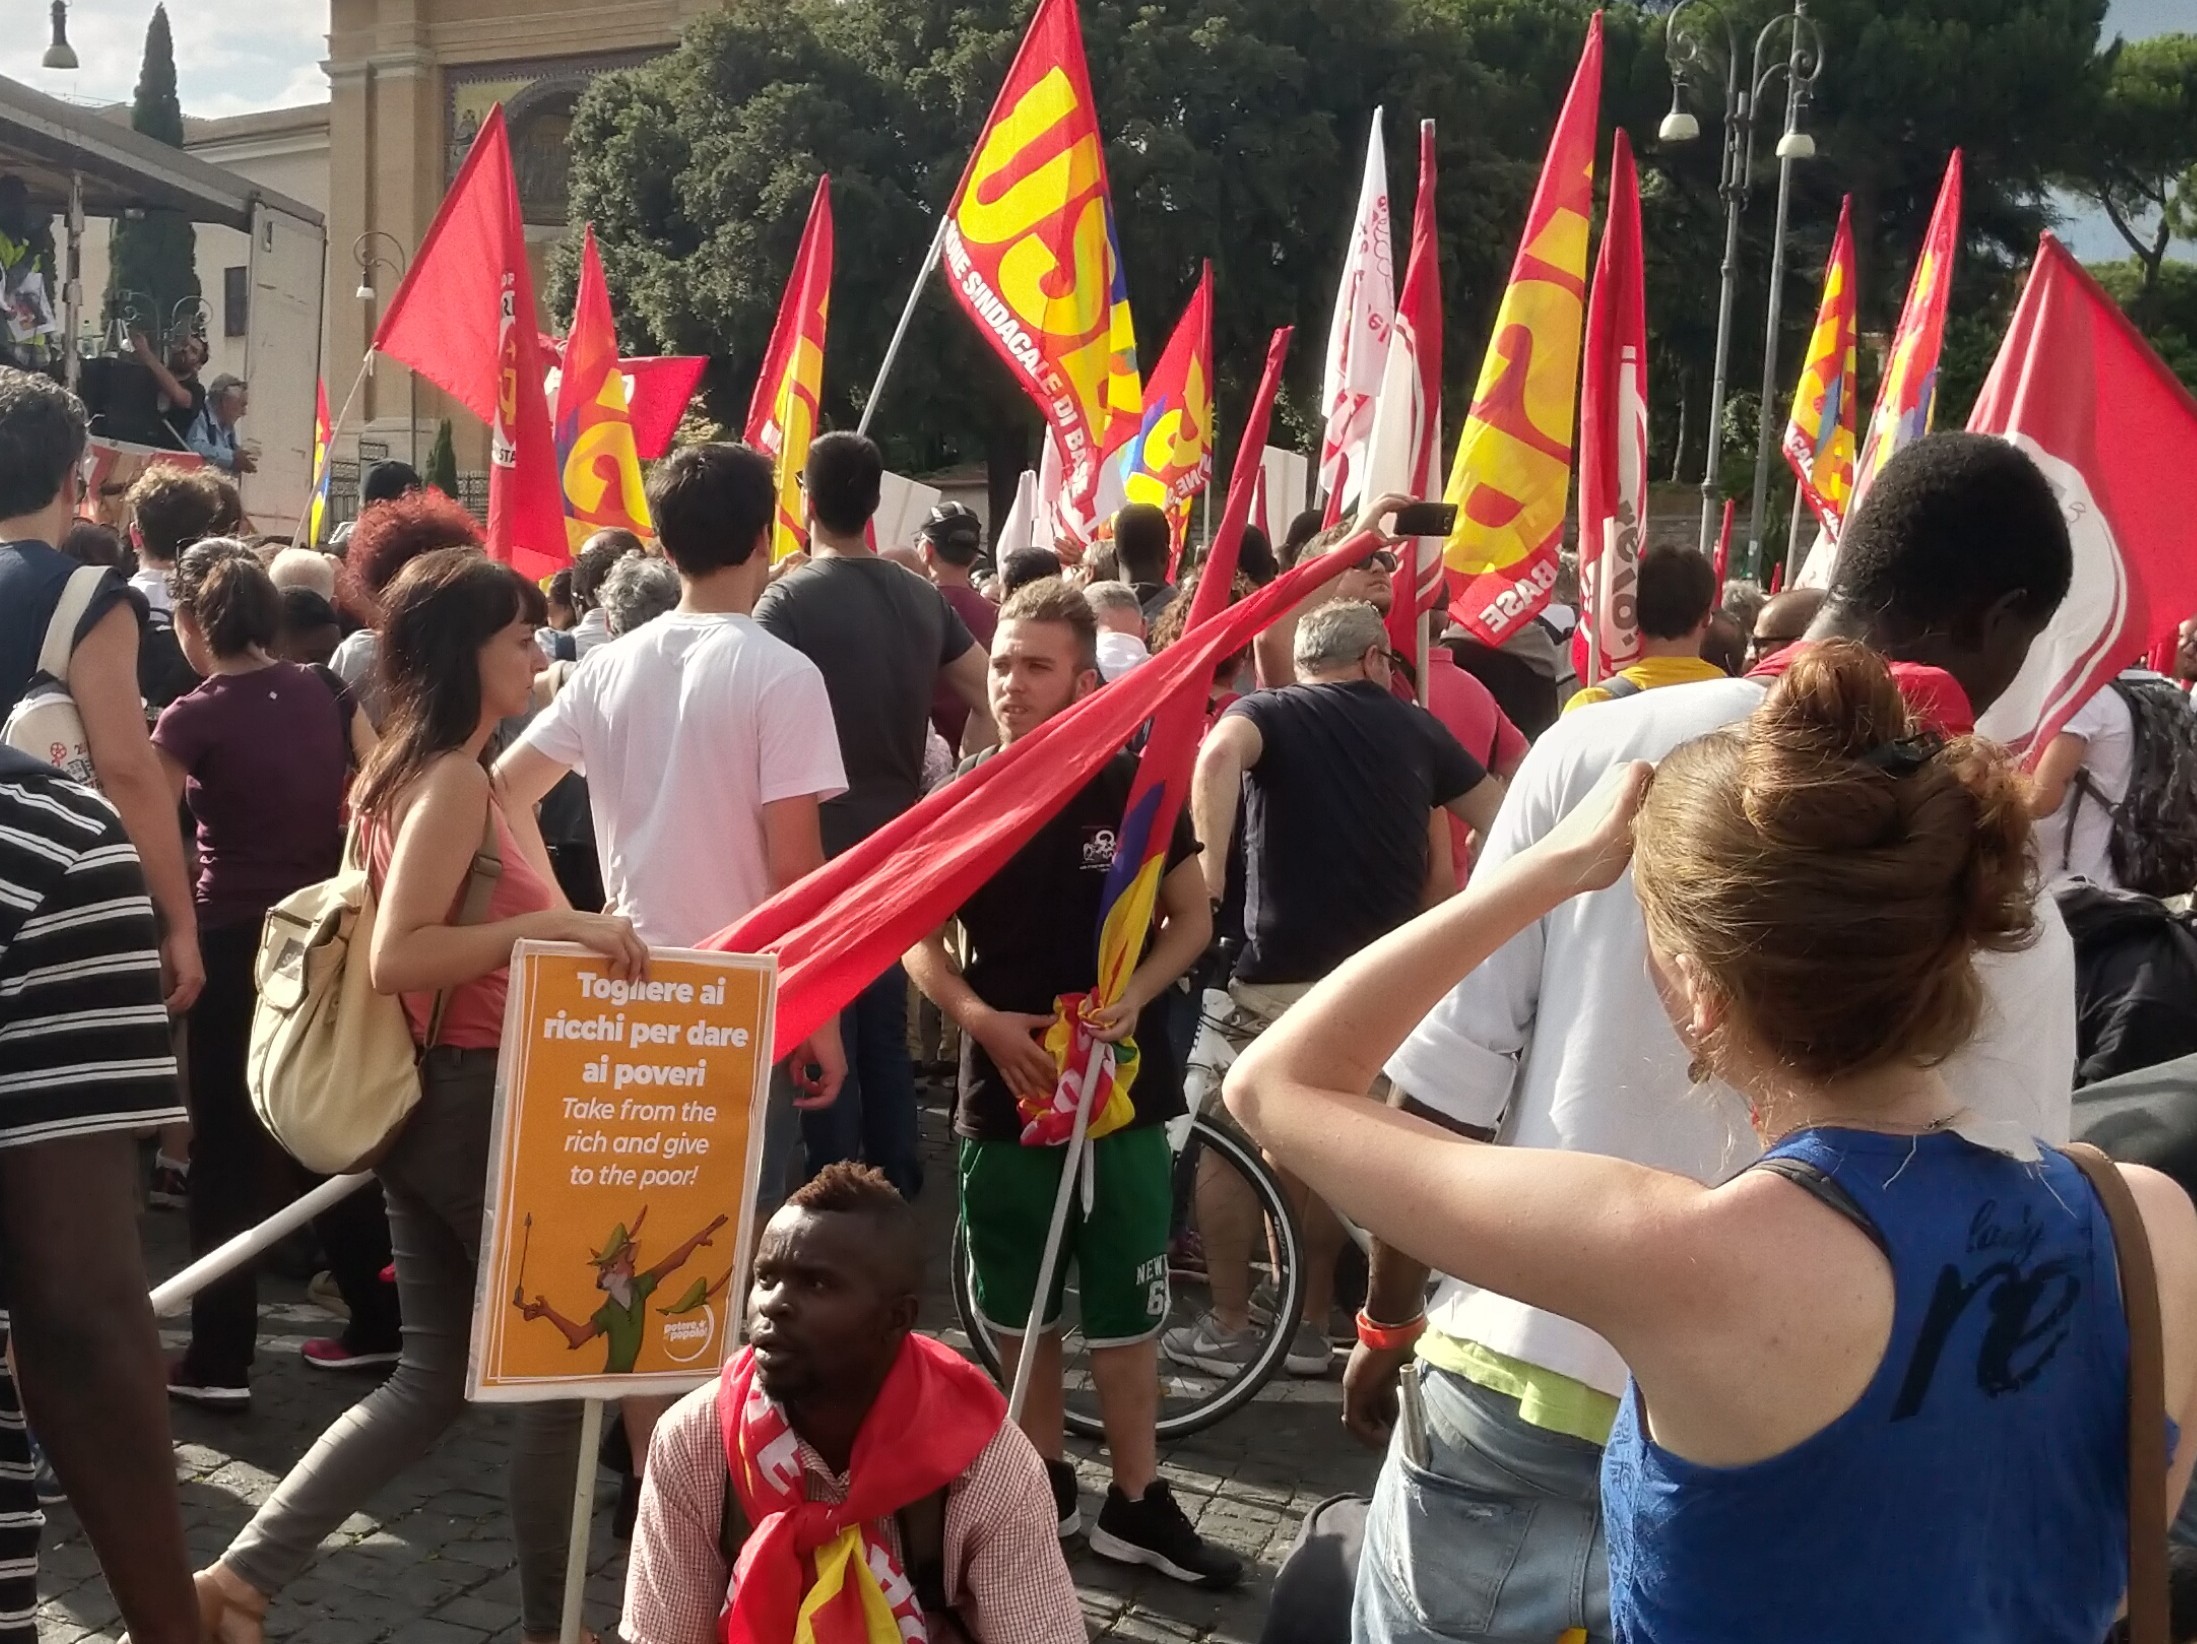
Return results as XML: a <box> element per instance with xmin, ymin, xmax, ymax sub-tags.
<box><xmin>5</xmin><ymin>352</ymin><xmax>2197</xmax><ymax>1644</ymax></box>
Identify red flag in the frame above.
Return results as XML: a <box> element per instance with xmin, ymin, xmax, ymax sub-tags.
<box><xmin>1024</xmin><ymin>326</ymin><xmax>1292</xmax><ymax>1145</ymax></box>
<box><xmin>623</xmin><ymin>357</ymin><xmax>708</xmax><ymax>460</ymax></box>
<box><xmin>1970</xmin><ymin>235</ymin><xmax>2197</xmax><ymax>759</ymax></box>
<box><xmin>1577</xmin><ymin>129</ymin><xmax>1649</xmax><ymax>686</ymax></box>
<box><xmin>1713</xmin><ymin>498</ymin><xmax>1735</xmax><ymax>594</ymax></box>
<box><xmin>372</xmin><ymin>106</ymin><xmax>563</xmax><ymax>578</ymax></box>
<box><xmin>1370</xmin><ymin>119</ymin><xmax>1446</xmax><ymax>671</ymax></box>
<box><xmin>1769</xmin><ymin>560</ymin><xmax>1785</xmax><ymax>595</ymax></box>
<box><xmin>537</xmin><ymin>343</ymin><xmax>705</xmax><ymax>462</ymax></box>
<box><xmin>1443</xmin><ymin>14</ymin><xmax>1604</xmax><ymax>645</ymax></box>
<box><xmin>1120</xmin><ymin>264</ymin><xmax>1215</xmax><ymax>572</ymax></box>
<box><xmin>745</xmin><ymin>177</ymin><xmax>834</xmax><ymax>562</ymax></box>
<box><xmin>708</xmin><ymin>521</ymin><xmax>1379</xmax><ymax>1061</ymax></box>
<box><xmin>555</xmin><ymin>227</ymin><xmax>653</xmax><ymax>549</ymax></box>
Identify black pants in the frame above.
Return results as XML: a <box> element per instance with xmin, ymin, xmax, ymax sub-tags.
<box><xmin>183</xmin><ymin>922</ymin><xmax>401</xmax><ymax>1384</ymax></box>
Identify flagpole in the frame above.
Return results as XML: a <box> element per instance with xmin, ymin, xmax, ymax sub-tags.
<box><xmin>292</xmin><ymin>352</ymin><xmax>374</xmax><ymax>548</ymax></box>
<box><xmin>857</xmin><ymin>215</ymin><xmax>950</xmax><ymax>437</ymax></box>
<box><xmin>1008</xmin><ymin>1038</ymin><xmax>1110</xmax><ymax>1425</ymax></box>
<box><xmin>1785</xmin><ymin>484</ymin><xmax>1808</xmax><ymax>586</ymax></box>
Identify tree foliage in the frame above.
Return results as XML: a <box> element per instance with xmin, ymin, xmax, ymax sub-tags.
<box><xmin>564</xmin><ymin>0</ymin><xmax>2160</xmax><ymax>513</ymax></box>
<box><xmin>2059</xmin><ymin>32</ymin><xmax>2197</xmax><ymax>316</ymax></box>
<box><xmin>104</xmin><ymin>5</ymin><xmax>201</xmax><ymax>341</ymax></box>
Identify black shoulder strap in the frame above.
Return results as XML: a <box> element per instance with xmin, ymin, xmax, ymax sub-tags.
<box><xmin>719</xmin><ymin>1463</ymin><xmax>749</xmax><ymax>1567</ymax></box>
<box><xmin>1751</xmin><ymin>1156</ymin><xmax>1890</xmax><ymax>1260</ymax></box>
<box><xmin>1598</xmin><ymin>671</ymin><xmax>1645</xmax><ymax>702</ymax></box>
<box><xmin>895</xmin><ymin>1486</ymin><xmax>953</xmax><ymax>1618</ymax></box>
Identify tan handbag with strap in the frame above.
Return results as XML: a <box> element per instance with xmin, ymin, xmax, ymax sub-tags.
<box><xmin>248</xmin><ymin>808</ymin><xmax>502</xmax><ymax>1173</ymax></box>
<box><xmin>2065</xmin><ymin>1142</ymin><xmax>2170</xmax><ymax>1644</ymax></box>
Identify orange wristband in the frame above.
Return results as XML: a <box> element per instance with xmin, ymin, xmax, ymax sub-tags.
<box><xmin>1355</xmin><ymin>1309</ymin><xmax>1426</xmax><ymax>1353</ymax></box>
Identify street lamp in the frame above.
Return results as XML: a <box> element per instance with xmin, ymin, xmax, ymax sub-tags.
<box><xmin>352</xmin><ymin>231</ymin><xmax>417</xmax><ymax>469</ymax></box>
<box><xmin>1661</xmin><ymin>0</ymin><xmax>1826</xmax><ymax>577</ymax></box>
<box><xmin>42</xmin><ymin>2</ymin><xmax>79</xmax><ymax>72</ymax></box>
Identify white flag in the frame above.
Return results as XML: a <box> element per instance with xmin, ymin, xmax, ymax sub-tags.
<box><xmin>995</xmin><ymin>469</ymin><xmax>1039</xmax><ymax>557</ymax></box>
<box><xmin>1318</xmin><ymin>113</ymin><xmax>1396</xmax><ymax>508</ymax></box>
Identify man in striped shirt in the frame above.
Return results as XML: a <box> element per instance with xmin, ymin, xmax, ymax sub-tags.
<box><xmin>0</xmin><ymin>746</ymin><xmax>199</xmax><ymax>1643</ymax></box>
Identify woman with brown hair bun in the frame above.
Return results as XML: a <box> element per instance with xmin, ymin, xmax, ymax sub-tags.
<box><xmin>1227</xmin><ymin>641</ymin><xmax>2197</xmax><ymax>1642</ymax></box>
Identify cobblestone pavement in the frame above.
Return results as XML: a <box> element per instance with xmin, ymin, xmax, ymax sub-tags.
<box><xmin>37</xmin><ymin>1104</ymin><xmax>1378</xmax><ymax>1642</ymax></box>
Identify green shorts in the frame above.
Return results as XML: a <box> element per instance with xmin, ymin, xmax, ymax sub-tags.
<box><xmin>958</xmin><ymin>1126</ymin><xmax>1173</xmax><ymax>1348</ymax></box>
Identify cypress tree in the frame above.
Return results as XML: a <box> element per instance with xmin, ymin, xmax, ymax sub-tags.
<box><xmin>105</xmin><ymin>6</ymin><xmax>201</xmax><ymax>342</ymax></box>
<box><xmin>425</xmin><ymin>420</ymin><xmax>459</xmax><ymax>498</ymax></box>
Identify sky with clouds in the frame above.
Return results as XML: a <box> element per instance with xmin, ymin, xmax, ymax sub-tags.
<box><xmin>1</xmin><ymin>0</ymin><xmax>2184</xmax><ymax>121</ymax></box>
<box><xmin>0</xmin><ymin>2</ymin><xmax>328</xmax><ymax>117</ymax></box>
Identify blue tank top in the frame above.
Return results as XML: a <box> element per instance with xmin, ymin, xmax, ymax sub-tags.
<box><xmin>1602</xmin><ymin>1128</ymin><xmax>2130</xmax><ymax>1643</ymax></box>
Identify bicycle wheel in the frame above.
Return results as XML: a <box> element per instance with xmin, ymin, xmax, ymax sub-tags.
<box><xmin>949</xmin><ymin>1117</ymin><xmax>1306</xmax><ymax>1441</ymax></box>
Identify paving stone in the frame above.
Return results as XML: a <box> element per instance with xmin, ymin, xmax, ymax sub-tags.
<box><xmin>36</xmin><ymin>1097</ymin><xmax>1375</xmax><ymax>1643</ymax></box>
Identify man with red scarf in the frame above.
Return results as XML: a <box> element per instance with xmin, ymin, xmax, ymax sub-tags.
<box><xmin>620</xmin><ymin>1163</ymin><xmax>1080</xmax><ymax>1644</ymax></box>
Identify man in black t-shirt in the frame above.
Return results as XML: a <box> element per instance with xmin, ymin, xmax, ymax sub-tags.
<box><xmin>756</xmin><ymin>432</ymin><xmax>996</xmax><ymax>1199</ymax></box>
<box><xmin>1172</xmin><ymin>598</ymin><xmax>1501</xmax><ymax>1380</ymax></box>
<box><xmin>905</xmin><ymin>579</ymin><xmax>1240</xmax><ymax>1591</ymax></box>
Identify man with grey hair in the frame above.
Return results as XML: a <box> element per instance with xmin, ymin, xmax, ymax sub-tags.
<box><xmin>1174</xmin><ymin>600</ymin><xmax>1503</xmax><ymax>1379</ymax></box>
<box><xmin>1083</xmin><ymin>580</ymin><xmax>1149</xmax><ymax>681</ymax></box>
<box><xmin>602</xmin><ymin>553</ymin><xmax>682</xmax><ymax>637</ymax></box>
<box><xmin>185</xmin><ymin>375</ymin><xmax>254</xmax><ymax>475</ymax></box>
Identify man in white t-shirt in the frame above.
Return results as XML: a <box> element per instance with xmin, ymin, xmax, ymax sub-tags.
<box><xmin>1346</xmin><ymin>434</ymin><xmax>2082</xmax><ymax>1644</ymax></box>
<box><xmin>2030</xmin><ymin>675</ymin><xmax>2137</xmax><ymax>888</ymax></box>
<box><xmin>498</xmin><ymin>443</ymin><xmax>849</xmax><ymax>1117</ymax></box>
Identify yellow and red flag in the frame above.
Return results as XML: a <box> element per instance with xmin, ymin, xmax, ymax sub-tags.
<box><xmin>554</xmin><ymin>226</ymin><xmax>653</xmax><ymax>550</ymax></box>
<box><xmin>1852</xmin><ymin>150</ymin><xmax>1962</xmax><ymax>515</ymax></box>
<box><xmin>744</xmin><ymin>177</ymin><xmax>834</xmax><ymax>564</ymax></box>
<box><xmin>1442</xmin><ymin>12</ymin><xmax>1603</xmax><ymax>645</ymax></box>
<box><xmin>1023</xmin><ymin>326</ymin><xmax>1295</xmax><ymax>1148</ymax></box>
<box><xmin>1121</xmin><ymin>261</ymin><xmax>1214</xmax><ymax>557</ymax></box>
<box><xmin>940</xmin><ymin>0</ymin><xmax>1128</xmax><ymax>540</ymax></box>
<box><xmin>1783</xmin><ymin>196</ymin><xmax>1861</xmax><ymax>541</ymax></box>
<box><xmin>307</xmin><ymin>377</ymin><xmax>331</xmax><ymax>547</ymax></box>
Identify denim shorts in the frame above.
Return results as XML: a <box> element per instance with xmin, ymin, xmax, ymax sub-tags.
<box><xmin>1353</xmin><ymin>1365</ymin><xmax>1612</xmax><ymax>1643</ymax></box>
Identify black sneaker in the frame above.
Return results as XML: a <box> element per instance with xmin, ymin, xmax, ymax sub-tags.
<box><xmin>1045</xmin><ymin>1458</ymin><xmax>1081</xmax><ymax>1538</ymax></box>
<box><xmin>1087</xmin><ymin>1480</ymin><xmax>1243</xmax><ymax>1589</ymax></box>
<box><xmin>165</xmin><ymin>1358</ymin><xmax>249</xmax><ymax>1411</ymax></box>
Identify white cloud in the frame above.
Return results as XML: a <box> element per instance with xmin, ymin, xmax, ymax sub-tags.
<box><xmin>1</xmin><ymin>1</ymin><xmax>327</xmax><ymax>116</ymax></box>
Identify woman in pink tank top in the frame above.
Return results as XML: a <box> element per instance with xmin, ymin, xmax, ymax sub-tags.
<box><xmin>196</xmin><ymin>549</ymin><xmax>645</xmax><ymax>1644</ymax></box>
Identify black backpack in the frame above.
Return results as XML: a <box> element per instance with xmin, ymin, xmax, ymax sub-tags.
<box><xmin>2058</xmin><ymin>882</ymin><xmax>2197</xmax><ymax>1086</ymax></box>
<box><xmin>137</xmin><ymin>605</ymin><xmax>200</xmax><ymax>714</ymax></box>
<box><xmin>2066</xmin><ymin>677</ymin><xmax>2197</xmax><ymax>899</ymax></box>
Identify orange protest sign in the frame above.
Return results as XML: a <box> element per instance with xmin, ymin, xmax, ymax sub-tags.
<box><xmin>468</xmin><ymin>943</ymin><xmax>776</xmax><ymax>1402</ymax></box>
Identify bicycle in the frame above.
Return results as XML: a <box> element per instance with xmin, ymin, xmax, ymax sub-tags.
<box><xmin>949</xmin><ymin>984</ymin><xmax>1310</xmax><ymax>1439</ymax></box>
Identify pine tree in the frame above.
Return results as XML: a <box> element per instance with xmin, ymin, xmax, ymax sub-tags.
<box><xmin>426</xmin><ymin>420</ymin><xmax>459</xmax><ymax>498</ymax></box>
<box><xmin>105</xmin><ymin>6</ymin><xmax>201</xmax><ymax>342</ymax></box>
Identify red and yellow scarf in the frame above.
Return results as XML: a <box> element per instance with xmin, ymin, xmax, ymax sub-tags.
<box><xmin>718</xmin><ymin>1334</ymin><xmax>1003</xmax><ymax>1644</ymax></box>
